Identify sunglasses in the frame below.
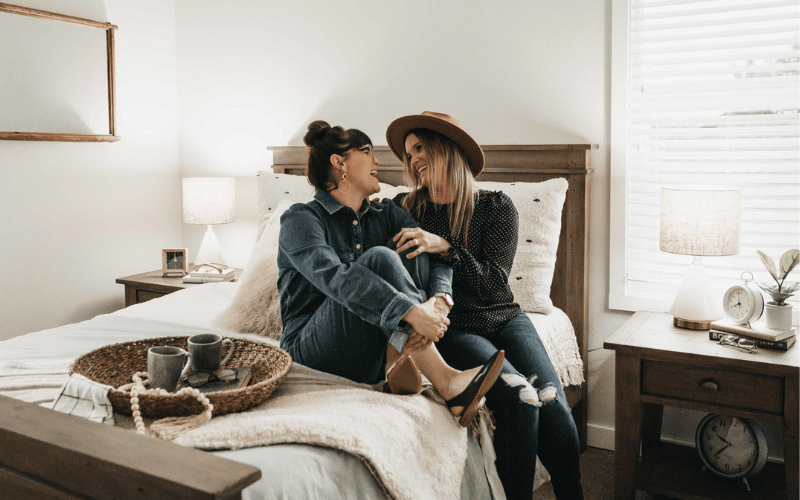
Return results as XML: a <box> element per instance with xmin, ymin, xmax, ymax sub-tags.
<box><xmin>186</xmin><ymin>368</ymin><xmax>238</xmax><ymax>388</ymax></box>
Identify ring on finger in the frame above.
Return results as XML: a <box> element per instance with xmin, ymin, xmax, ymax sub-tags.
<box><xmin>414</xmin><ymin>238</ymin><xmax>418</xmax><ymax>246</ymax></box>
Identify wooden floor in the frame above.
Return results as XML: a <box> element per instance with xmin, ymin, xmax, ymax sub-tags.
<box><xmin>535</xmin><ymin>447</ymin><xmax>676</xmax><ymax>500</ymax></box>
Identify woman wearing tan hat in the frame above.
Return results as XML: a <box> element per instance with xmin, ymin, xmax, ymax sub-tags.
<box><xmin>386</xmin><ymin>112</ymin><xmax>584</xmax><ymax>500</ymax></box>
<box><xmin>277</xmin><ymin>119</ymin><xmax>505</xmax><ymax>428</ymax></box>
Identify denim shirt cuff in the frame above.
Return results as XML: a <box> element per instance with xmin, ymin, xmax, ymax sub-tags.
<box><xmin>427</xmin><ymin>279</ymin><xmax>452</xmax><ymax>297</ymax></box>
<box><xmin>380</xmin><ymin>294</ymin><xmax>417</xmax><ymax>332</ymax></box>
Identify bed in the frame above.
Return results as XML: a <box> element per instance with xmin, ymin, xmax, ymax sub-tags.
<box><xmin>0</xmin><ymin>144</ymin><xmax>594</xmax><ymax>500</ymax></box>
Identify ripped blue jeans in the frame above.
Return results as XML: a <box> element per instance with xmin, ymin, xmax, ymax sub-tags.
<box><xmin>435</xmin><ymin>312</ymin><xmax>584</xmax><ymax>500</ymax></box>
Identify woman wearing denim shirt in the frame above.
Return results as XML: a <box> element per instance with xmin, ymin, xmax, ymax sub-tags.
<box><xmin>386</xmin><ymin>112</ymin><xmax>584</xmax><ymax>499</ymax></box>
<box><xmin>277</xmin><ymin>120</ymin><xmax>504</xmax><ymax>427</ymax></box>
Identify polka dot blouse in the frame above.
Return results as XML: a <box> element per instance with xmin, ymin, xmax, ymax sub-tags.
<box><xmin>393</xmin><ymin>190</ymin><xmax>522</xmax><ymax>336</ymax></box>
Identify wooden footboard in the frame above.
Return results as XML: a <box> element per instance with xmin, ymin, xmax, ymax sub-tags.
<box><xmin>0</xmin><ymin>395</ymin><xmax>260</xmax><ymax>500</ymax></box>
<box><xmin>270</xmin><ymin>144</ymin><xmax>596</xmax><ymax>451</ymax></box>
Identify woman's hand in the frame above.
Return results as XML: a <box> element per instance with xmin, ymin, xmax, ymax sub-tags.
<box><xmin>403</xmin><ymin>330</ymin><xmax>432</xmax><ymax>352</ymax></box>
<box><xmin>393</xmin><ymin>227</ymin><xmax>452</xmax><ymax>259</ymax></box>
<box><xmin>402</xmin><ymin>297</ymin><xmax>450</xmax><ymax>342</ymax></box>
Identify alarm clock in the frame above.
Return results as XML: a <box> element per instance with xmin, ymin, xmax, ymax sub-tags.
<box><xmin>722</xmin><ymin>272</ymin><xmax>764</xmax><ymax>326</ymax></box>
<box><xmin>695</xmin><ymin>414</ymin><xmax>767</xmax><ymax>481</ymax></box>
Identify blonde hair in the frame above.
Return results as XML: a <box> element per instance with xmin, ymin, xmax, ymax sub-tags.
<box><xmin>400</xmin><ymin>129</ymin><xmax>476</xmax><ymax>245</ymax></box>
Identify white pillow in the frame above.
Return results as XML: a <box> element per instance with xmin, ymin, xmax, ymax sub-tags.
<box><xmin>255</xmin><ymin>170</ymin><xmax>402</xmax><ymax>240</ymax></box>
<box><xmin>212</xmin><ymin>199</ymin><xmax>295</xmax><ymax>339</ymax></box>
<box><xmin>376</xmin><ymin>183</ymin><xmax>409</xmax><ymax>201</ymax></box>
<box><xmin>256</xmin><ymin>171</ymin><xmax>316</xmax><ymax>242</ymax></box>
<box><xmin>477</xmin><ymin>178</ymin><xmax>568</xmax><ymax>314</ymax></box>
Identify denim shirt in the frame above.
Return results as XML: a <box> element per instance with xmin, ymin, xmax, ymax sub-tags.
<box><xmin>277</xmin><ymin>189</ymin><xmax>453</xmax><ymax>344</ymax></box>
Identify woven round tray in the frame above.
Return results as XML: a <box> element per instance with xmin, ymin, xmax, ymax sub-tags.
<box><xmin>70</xmin><ymin>336</ymin><xmax>292</xmax><ymax>419</ymax></box>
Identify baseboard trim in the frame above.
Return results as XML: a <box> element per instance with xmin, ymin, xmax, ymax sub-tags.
<box><xmin>587</xmin><ymin>423</ymin><xmax>615</xmax><ymax>451</ymax></box>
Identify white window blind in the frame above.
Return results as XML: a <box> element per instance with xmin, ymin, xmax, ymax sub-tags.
<box><xmin>610</xmin><ymin>0</ymin><xmax>800</xmax><ymax>318</ymax></box>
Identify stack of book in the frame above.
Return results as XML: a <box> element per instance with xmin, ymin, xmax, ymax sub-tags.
<box><xmin>709</xmin><ymin>318</ymin><xmax>796</xmax><ymax>351</ymax></box>
<box><xmin>182</xmin><ymin>267</ymin><xmax>236</xmax><ymax>284</ymax></box>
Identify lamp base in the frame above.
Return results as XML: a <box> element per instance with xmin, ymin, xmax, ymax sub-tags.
<box><xmin>668</xmin><ymin>256</ymin><xmax>724</xmax><ymax>330</ymax></box>
<box><xmin>194</xmin><ymin>225</ymin><xmax>226</xmax><ymax>269</ymax></box>
<box><xmin>673</xmin><ymin>316</ymin><xmax>712</xmax><ymax>330</ymax></box>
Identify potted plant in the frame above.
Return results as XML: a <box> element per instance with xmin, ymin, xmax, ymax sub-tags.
<box><xmin>756</xmin><ymin>249</ymin><xmax>799</xmax><ymax>330</ymax></box>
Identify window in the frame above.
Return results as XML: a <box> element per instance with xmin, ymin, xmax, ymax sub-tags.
<box><xmin>610</xmin><ymin>0</ymin><xmax>800</xmax><ymax>322</ymax></box>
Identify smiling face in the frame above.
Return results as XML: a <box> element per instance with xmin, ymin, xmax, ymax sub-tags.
<box><xmin>342</xmin><ymin>143</ymin><xmax>380</xmax><ymax>198</ymax></box>
<box><xmin>404</xmin><ymin>132</ymin><xmax>448</xmax><ymax>194</ymax></box>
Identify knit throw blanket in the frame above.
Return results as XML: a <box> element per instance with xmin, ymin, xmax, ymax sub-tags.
<box><xmin>173</xmin><ymin>363</ymin><xmax>471</xmax><ymax>500</ymax></box>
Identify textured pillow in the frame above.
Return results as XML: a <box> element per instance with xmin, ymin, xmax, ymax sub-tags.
<box><xmin>212</xmin><ymin>199</ymin><xmax>295</xmax><ymax>339</ymax></box>
<box><xmin>256</xmin><ymin>171</ymin><xmax>315</xmax><ymax>242</ymax></box>
<box><xmin>255</xmin><ymin>170</ymin><xmax>401</xmax><ymax>241</ymax></box>
<box><xmin>477</xmin><ymin>178</ymin><xmax>568</xmax><ymax>314</ymax></box>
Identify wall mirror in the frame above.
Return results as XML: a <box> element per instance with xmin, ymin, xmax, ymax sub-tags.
<box><xmin>0</xmin><ymin>3</ymin><xmax>119</xmax><ymax>142</ymax></box>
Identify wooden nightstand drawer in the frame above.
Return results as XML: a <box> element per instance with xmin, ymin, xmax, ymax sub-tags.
<box><xmin>641</xmin><ymin>360</ymin><xmax>784</xmax><ymax>414</ymax></box>
<box><xmin>136</xmin><ymin>290</ymin><xmax>166</xmax><ymax>304</ymax></box>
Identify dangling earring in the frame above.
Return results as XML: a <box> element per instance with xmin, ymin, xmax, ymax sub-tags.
<box><xmin>339</xmin><ymin>167</ymin><xmax>352</xmax><ymax>194</ymax></box>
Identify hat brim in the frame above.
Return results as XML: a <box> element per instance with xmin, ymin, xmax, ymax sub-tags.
<box><xmin>386</xmin><ymin>114</ymin><xmax>485</xmax><ymax>178</ymax></box>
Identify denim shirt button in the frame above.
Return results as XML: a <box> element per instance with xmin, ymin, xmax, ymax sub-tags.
<box><xmin>356</xmin><ymin>244</ymin><xmax>361</xmax><ymax>249</ymax></box>
<box><xmin>352</xmin><ymin>220</ymin><xmax>358</xmax><ymax>225</ymax></box>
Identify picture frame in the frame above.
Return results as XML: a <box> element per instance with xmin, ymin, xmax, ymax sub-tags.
<box><xmin>162</xmin><ymin>248</ymin><xmax>188</xmax><ymax>277</ymax></box>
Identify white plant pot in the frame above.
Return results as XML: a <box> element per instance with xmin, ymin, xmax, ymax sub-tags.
<box><xmin>765</xmin><ymin>302</ymin><xmax>793</xmax><ymax>331</ymax></box>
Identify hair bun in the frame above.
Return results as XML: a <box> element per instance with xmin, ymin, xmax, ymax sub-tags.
<box><xmin>304</xmin><ymin>120</ymin><xmax>331</xmax><ymax>147</ymax></box>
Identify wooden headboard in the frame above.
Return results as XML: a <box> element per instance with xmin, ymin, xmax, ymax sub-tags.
<box><xmin>269</xmin><ymin>144</ymin><xmax>596</xmax><ymax>449</ymax></box>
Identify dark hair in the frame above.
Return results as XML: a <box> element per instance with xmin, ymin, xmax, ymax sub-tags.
<box><xmin>303</xmin><ymin>120</ymin><xmax>372</xmax><ymax>191</ymax></box>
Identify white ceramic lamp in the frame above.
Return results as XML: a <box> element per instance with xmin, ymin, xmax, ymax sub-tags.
<box><xmin>182</xmin><ymin>178</ymin><xmax>235</xmax><ymax>269</ymax></box>
<box><xmin>660</xmin><ymin>186</ymin><xmax>741</xmax><ymax>329</ymax></box>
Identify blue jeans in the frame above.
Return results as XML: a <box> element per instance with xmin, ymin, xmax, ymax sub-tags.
<box><xmin>436</xmin><ymin>312</ymin><xmax>584</xmax><ymax>500</ymax></box>
<box><xmin>280</xmin><ymin>243</ymin><xmax>429</xmax><ymax>385</ymax></box>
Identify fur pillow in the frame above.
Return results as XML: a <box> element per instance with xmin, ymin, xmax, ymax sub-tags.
<box><xmin>212</xmin><ymin>200</ymin><xmax>294</xmax><ymax>339</ymax></box>
<box><xmin>477</xmin><ymin>178</ymin><xmax>568</xmax><ymax>314</ymax></box>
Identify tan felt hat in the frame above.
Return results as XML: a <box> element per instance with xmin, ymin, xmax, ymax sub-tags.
<box><xmin>386</xmin><ymin>111</ymin><xmax>485</xmax><ymax>178</ymax></box>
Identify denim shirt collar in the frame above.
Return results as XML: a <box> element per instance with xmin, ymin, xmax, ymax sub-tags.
<box><xmin>314</xmin><ymin>188</ymin><xmax>380</xmax><ymax>216</ymax></box>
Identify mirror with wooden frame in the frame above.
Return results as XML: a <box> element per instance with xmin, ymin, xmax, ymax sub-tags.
<box><xmin>0</xmin><ymin>3</ymin><xmax>119</xmax><ymax>142</ymax></box>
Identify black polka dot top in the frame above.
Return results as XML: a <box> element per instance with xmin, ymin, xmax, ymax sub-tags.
<box><xmin>393</xmin><ymin>190</ymin><xmax>522</xmax><ymax>336</ymax></box>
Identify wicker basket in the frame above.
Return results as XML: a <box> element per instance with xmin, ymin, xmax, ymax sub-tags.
<box><xmin>70</xmin><ymin>336</ymin><xmax>292</xmax><ymax>418</ymax></box>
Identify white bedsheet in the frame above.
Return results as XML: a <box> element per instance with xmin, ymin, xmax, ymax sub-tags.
<box><xmin>112</xmin><ymin>281</ymin><xmax>584</xmax><ymax>388</ymax></box>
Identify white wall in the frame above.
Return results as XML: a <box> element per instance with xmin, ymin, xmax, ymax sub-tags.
<box><xmin>174</xmin><ymin>0</ymin><xmax>630</xmax><ymax>448</ymax></box>
<box><xmin>0</xmin><ymin>0</ymin><xmax>182</xmax><ymax>340</ymax></box>
<box><xmin>2</xmin><ymin>0</ymin><xmax>735</xmax><ymax>452</ymax></box>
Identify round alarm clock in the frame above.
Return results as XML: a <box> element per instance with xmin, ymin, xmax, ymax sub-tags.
<box><xmin>695</xmin><ymin>414</ymin><xmax>768</xmax><ymax>480</ymax></box>
<box><xmin>722</xmin><ymin>272</ymin><xmax>764</xmax><ymax>326</ymax></box>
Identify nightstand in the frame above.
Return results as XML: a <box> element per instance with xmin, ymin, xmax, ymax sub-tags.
<box><xmin>116</xmin><ymin>268</ymin><xmax>243</xmax><ymax>307</ymax></box>
<box><xmin>604</xmin><ymin>311</ymin><xmax>799</xmax><ymax>500</ymax></box>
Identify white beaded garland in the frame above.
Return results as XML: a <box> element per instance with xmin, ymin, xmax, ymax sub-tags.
<box><xmin>129</xmin><ymin>371</ymin><xmax>211</xmax><ymax>436</ymax></box>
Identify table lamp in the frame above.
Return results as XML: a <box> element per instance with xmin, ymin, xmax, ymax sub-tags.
<box><xmin>660</xmin><ymin>186</ymin><xmax>741</xmax><ymax>329</ymax></box>
<box><xmin>182</xmin><ymin>178</ymin><xmax>235</xmax><ymax>269</ymax></box>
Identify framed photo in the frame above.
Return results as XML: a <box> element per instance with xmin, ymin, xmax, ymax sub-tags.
<box><xmin>162</xmin><ymin>248</ymin><xmax>188</xmax><ymax>276</ymax></box>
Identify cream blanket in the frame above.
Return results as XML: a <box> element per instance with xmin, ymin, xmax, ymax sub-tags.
<box><xmin>174</xmin><ymin>363</ymin><xmax>472</xmax><ymax>500</ymax></box>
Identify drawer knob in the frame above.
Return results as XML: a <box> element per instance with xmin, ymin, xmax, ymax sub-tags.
<box><xmin>699</xmin><ymin>379</ymin><xmax>719</xmax><ymax>391</ymax></box>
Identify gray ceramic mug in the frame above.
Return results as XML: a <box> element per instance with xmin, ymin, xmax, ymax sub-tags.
<box><xmin>187</xmin><ymin>333</ymin><xmax>235</xmax><ymax>372</ymax></box>
<box><xmin>147</xmin><ymin>346</ymin><xmax>192</xmax><ymax>392</ymax></box>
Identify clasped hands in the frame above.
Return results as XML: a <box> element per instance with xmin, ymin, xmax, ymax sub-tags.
<box><xmin>402</xmin><ymin>297</ymin><xmax>451</xmax><ymax>352</ymax></box>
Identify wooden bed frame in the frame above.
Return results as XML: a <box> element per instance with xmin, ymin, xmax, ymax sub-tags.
<box><xmin>0</xmin><ymin>144</ymin><xmax>594</xmax><ymax>499</ymax></box>
<box><xmin>270</xmin><ymin>144</ymin><xmax>596</xmax><ymax>450</ymax></box>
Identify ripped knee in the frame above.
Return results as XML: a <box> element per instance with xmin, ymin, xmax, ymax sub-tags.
<box><xmin>538</xmin><ymin>385</ymin><xmax>558</xmax><ymax>403</ymax></box>
<box><xmin>501</xmin><ymin>374</ymin><xmax>560</xmax><ymax>406</ymax></box>
<box><xmin>501</xmin><ymin>373</ymin><xmax>541</xmax><ymax>406</ymax></box>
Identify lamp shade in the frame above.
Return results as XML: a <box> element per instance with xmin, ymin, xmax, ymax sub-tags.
<box><xmin>660</xmin><ymin>186</ymin><xmax>741</xmax><ymax>257</ymax></box>
<box><xmin>182</xmin><ymin>178</ymin><xmax>236</xmax><ymax>225</ymax></box>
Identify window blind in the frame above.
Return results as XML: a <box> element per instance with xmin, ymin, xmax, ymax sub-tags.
<box><xmin>623</xmin><ymin>0</ymin><xmax>799</xmax><ymax>309</ymax></box>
